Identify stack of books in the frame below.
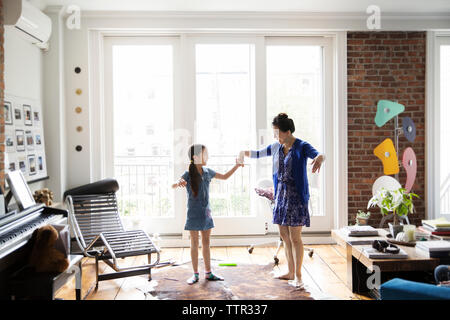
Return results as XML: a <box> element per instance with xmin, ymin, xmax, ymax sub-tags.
<box><xmin>416</xmin><ymin>240</ymin><xmax>450</xmax><ymax>258</ymax></box>
<box><xmin>345</xmin><ymin>225</ymin><xmax>379</xmax><ymax>237</ymax></box>
<box><xmin>419</xmin><ymin>217</ymin><xmax>450</xmax><ymax>240</ymax></box>
<box><xmin>362</xmin><ymin>247</ymin><xmax>408</xmax><ymax>259</ymax></box>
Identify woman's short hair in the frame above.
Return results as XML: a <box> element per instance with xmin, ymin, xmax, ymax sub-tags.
<box><xmin>272</xmin><ymin>113</ymin><xmax>295</xmax><ymax>133</ymax></box>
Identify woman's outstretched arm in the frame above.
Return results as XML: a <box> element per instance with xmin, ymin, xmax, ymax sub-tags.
<box><xmin>302</xmin><ymin>141</ymin><xmax>325</xmax><ymax>173</ymax></box>
<box><xmin>311</xmin><ymin>154</ymin><xmax>325</xmax><ymax>173</ymax></box>
<box><xmin>240</xmin><ymin>144</ymin><xmax>273</xmax><ymax>160</ymax></box>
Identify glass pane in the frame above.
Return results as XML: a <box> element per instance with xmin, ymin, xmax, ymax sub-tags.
<box><xmin>195</xmin><ymin>44</ymin><xmax>255</xmax><ymax>217</ymax></box>
<box><xmin>440</xmin><ymin>45</ymin><xmax>450</xmax><ymax>214</ymax></box>
<box><xmin>112</xmin><ymin>45</ymin><xmax>174</xmax><ymax>218</ymax></box>
<box><xmin>266</xmin><ymin>45</ymin><xmax>324</xmax><ymax>216</ymax></box>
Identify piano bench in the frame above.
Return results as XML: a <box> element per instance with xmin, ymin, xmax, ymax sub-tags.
<box><xmin>8</xmin><ymin>254</ymin><xmax>83</xmax><ymax>300</ymax></box>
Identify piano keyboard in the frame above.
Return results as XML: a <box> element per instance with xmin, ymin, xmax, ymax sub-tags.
<box><xmin>0</xmin><ymin>211</ymin><xmax>65</xmax><ymax>259</ymax></box>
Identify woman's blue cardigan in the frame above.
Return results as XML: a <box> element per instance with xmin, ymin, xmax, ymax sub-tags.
<box><xmin>250</xmin><ymin>138</ymin><xmax>319</xmax><ymax>205</ymax></box>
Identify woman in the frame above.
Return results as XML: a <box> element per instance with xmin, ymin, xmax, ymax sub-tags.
<box><xmin>240</xmin><ymin>113</ymin><xmax>324</xmax><ymax>288</ymax></box>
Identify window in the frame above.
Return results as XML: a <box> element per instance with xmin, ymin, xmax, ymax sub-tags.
<box><xmin>103</xmin><ymin>35</ymin><xmax>337</xmax><ymax>235</ymax></box>
<box><xmin>440</xmin><ymin>42</ymin><xmax>450</xmax><ymax>215</ymax></box>
<box><xmin>195</xmin><ymin>44</ymin><xmax>255</xmax><ymax>218</ymax></box>
<box><xmin>428</xmin><ymin>34</ymin><xmax>450</xmax><ymax>220</ymax></box>
<box><xmin>266</xmin><ymin>44</ymin><xmax>324</xmax><ymax>217</ymax></box>
<box><xmin>104</xmin><ymin>37</ymin><xmax>183</xmax><ymax>234</ymax></box>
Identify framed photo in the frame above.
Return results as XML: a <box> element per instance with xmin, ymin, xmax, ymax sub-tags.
<box><xmin>6</xmin><ymin>134</ymin><xmax>14</xmax><ymax>148</ymax></box>
<box><xmin>6</xmin><ymin>171</ymin><xmax>36</xmax><ymax>210</ymax></box>
<box><xmin>15</xmin><ymin>130</ymin><xmax>25</xmax><ymax>151</ymax></box>
<box><xmin>28</xmin><ymin>154</ymin><xmax>36</xmax><ymax>176</ymax></box>
<box><xmin>25</xmin><ymin>130</ymin><xmax>34</xmax><ymax>150</ymax></box>
<box><xmin>6</xmin><ymin>153</ymin><xmax>16</xmax><ymax>173</ymax></box>
<box><xmin>4</xmin><ymin>101</ymin><xmax>13</xmax><ymax>125</ymax></box>
<box><xmin>23</xmin><ymin>104</ymin><xmax>32</xmax><ymax>126</ymax></box>
<box><xmin>38</xmin><ymin>155</ymin><xmax>44</xmax><ymax>171</ymax></box>
<box><xmin>35</xmin><ymin>133</ymin><xmax>42</xmax><ymax>146</ymax></box>
<box><xmin>33</xmin><ymin>111</ymin><xmax>40</xmax><ymax>123</ymax></box>
<box><xmin>18</xmin><ymin>159</ymin><xmax>26</xmax><ymax>174</ymax></box>
<box><xmin>14</xmin><ymin>107</ymin><xmax>22</xmax><ymax>121</ymax></box>
<box><xmin>9</xmin><ymin>162</ymin><xmax>16</xmax><ymax>171</ymax></box>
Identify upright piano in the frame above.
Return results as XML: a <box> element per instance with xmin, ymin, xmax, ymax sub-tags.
<box><xmin>0</xmin><ymin>203</ymin><xmax>67</xmax><ymax>299</ymax></box>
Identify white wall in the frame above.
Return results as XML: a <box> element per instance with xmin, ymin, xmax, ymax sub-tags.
<box><xmin>41</xmin><ymin>8</ymin><xmax>450</xmax><ymax>200</ymax></box>
<box><xmin>4</xmin><ymin>27</ymin><xmax>42</xmax><ymax>100</ymax></box>
<box><xmin>42</xmin><ymin>11</ymin><xmax>68</xmax><ymax>202</ymax></box>
<box><xmin>4</xmin><ymin>26</ymin><xmax>46</xmax><ymax>194</ymax></box>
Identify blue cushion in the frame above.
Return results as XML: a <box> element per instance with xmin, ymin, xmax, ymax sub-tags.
<box><xmin>380</xmin><ymin>278</ymin><xmax>450</xmax><ymax>300</ymax></box>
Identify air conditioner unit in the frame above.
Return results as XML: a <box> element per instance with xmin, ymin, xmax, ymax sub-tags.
<box><xmin>4</xmin><ymin>0</ymin><xmax>52</xmax><ymax>49</ymax></box>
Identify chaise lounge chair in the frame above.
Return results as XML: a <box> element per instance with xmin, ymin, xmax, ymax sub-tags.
<box><xmin>64</xmin><ymin>179</ymin><xmax>160</xmax><ymax>289</ymax></box>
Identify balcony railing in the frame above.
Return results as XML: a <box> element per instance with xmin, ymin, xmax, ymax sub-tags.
<box><xmin>114</xmin><ymin>155</ymin><xmax>174</xmax><ymax>217</ymax></box>
<box><xmin>208</xmin><ymin>156</ymin><xmax>252</xmax><ymax>217</ymax></box>
<box><xmin>114</xmin><ymin>155</ymin><xmax>252</xmax><ymax>218</ymax></box>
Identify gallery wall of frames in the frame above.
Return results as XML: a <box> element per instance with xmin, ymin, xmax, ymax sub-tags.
<box><xmin>3</xmin><ymin>94</ymin><xmax>47</xmax><ymax>183</ymax></box>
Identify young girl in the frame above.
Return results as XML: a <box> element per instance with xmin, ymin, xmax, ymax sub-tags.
<box><xmin>172</xmin><ymin>144</ymin><xmax>243</xmax><ymax>285</ymax></box>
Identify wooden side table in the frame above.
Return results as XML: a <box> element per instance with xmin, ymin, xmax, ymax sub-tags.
<box><xmin>332</xmin><ymin>228</ymin><xmax>440</xmax><ymax>298</ymax></box>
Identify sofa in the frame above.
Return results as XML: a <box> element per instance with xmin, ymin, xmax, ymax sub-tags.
<box><xmin>380</xmin><ymin>278</ymin><xmax>450</xmax><ymax>300</ymax></box>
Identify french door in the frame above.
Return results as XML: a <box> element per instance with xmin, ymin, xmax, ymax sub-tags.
<box><xmin>103</xmin><ymin>35</ymin><xmax>335</xmax><ymax>235</ymax></box>
<box><xmin>188</xmin><ymin>37</ymin><xmax>263</xmax><ymax>235</ymax></box>
<box><xmin>434</xmin><ymin>35</ymin><xmax>450</xmax><ymax>219</ymax></box>
<box><xmin>104</xmin><ymin>37</ymin><xmax>184</xmax><ymax>234</ymax></box>
<box><xmin>264</xmin><ymin>37</ymin><xmax>334</xmax><ymax>232</ymax></box>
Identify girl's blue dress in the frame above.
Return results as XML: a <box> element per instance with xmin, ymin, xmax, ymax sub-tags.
<box><xmin>181</xmin><ymin>167</ymin><xmax>216</xmax><ymax>231</ymax></box>
<box><xmin>273</xmin><ymin>147</ymin><xmax>311</xmax><ymax>227</ymax></box>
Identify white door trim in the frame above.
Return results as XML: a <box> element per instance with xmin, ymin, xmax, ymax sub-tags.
<box><xmin>426</xmin><ymin>31</ymin><xmax>450</xmax><ymax>220</ymax></box>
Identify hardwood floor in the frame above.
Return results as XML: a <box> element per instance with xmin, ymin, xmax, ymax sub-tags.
<box><xmin>55</xmin><ymin>244</ymin><xmax>372</xmax><ymax>300</ymax></box>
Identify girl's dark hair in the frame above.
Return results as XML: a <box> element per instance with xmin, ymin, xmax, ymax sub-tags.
<box><xmin>188</xmin><ymin>144</ymin><xmax>206</xmax><ymax>197</ymax></box>
<box><xmin>272</xmin><ymin>113</ymin><xmax>295</xmax><ymax>133</ymax></box>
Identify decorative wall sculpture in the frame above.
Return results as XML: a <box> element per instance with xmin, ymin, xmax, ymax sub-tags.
<box><xmin>372</xmin><ymin>100</ymin><xmax>417</xmax><ymax>195</ymax></box>
<box><xmin>373</xmin><ymin>138</ymin><xmax>399</xmax><ymax>175</ymax></box>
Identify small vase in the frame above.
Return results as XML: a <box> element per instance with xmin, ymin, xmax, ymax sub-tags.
<box><xmin>356</xmin><ymin>217</ymin><xmax>369</xmax><ymax>225</ymax></box>
<box><xmin>388</xmin><ymin>222</ymin><xmax>403</xmax><ymax>238</ymax></box>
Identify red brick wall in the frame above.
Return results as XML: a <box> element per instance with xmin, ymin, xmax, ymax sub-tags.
<box><xmin>347</xmin><ymin>31</ymin><xmax>426</xmax><ymax>227</ymax></box>
<box><xmin>0</xmin><ymin>0</ymin><xmax>4</xmax><ymax>189</ymax></box>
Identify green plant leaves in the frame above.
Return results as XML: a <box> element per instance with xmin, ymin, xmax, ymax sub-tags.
<box><xmin>367</xmin><ymin>187</ymin><xmax>419</xmax><ymax>217</ymax></box>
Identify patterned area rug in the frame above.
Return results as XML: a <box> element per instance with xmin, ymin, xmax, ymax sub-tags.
<box><xmin>145</xmin><ymin>260</ymin><xmax>315</xmax><ymax>300</ymax></box>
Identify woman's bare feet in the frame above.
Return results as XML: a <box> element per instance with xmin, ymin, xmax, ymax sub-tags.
<box><xmin>288</xmin><ymin>278</ymin><xmax>305</xmax><ymax>289</ymax></box>
<box><xmin>274</xmin><ymin>272</ymin><xmax>294</xmax><ymax>280</ymax></box>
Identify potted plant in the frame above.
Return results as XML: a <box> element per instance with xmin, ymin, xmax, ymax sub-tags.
<box><xmin>356</xmin><ymin>210</ymin><xmax>371</xmax><ymax>225</ymax></box>
<box><xmin>367</xmin><ymin>187</ymin><xmax>419</xmax><ymax>237</ymax></box>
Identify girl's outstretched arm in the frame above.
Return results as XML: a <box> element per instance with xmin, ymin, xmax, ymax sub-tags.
<box><xmin>214</xmin><ymin>159</ymin><xmax>243</xmax><ymax>180</ymax></box>
<box><xmin>172</xmin><ymin>178</ymin><xmax>187</xmax><ymax>189</ymax></box>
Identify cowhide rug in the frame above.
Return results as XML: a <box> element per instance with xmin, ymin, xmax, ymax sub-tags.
<box><xmin>144</xmin><ymin>260</ymin><xmax>315</xmax><ymax>300</ymax></box>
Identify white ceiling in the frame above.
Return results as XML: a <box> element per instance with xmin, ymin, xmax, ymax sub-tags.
<box><xmin>29</xmin><ymin>0</ymin><xmax>450</xmax><ymax>13</ymax></box>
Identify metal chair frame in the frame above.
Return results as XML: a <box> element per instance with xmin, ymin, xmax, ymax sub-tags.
<box><xmin>250</xmin><ymin>179</ymin><xmax>314</xmax><ymax>264</ymax></box>
<box><xmin>66</xmin><ymin>193</ymin><xmax>160</xmax><ymax>289</ymax></box>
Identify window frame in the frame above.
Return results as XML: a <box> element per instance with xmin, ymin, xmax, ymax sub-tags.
<box><xmin>427</xmin><ymin>31</ymin><xmax>450</xmax><ymax>219</ymax></box>
<box><xmin>103</xmin><ymin>36</ymin><xmax>185</xmax><ymax>234</ymax></box>
<box><xmin>92</xmin><ymin>31</ymin><xmax>347</xmax><ymax>237</ymax></box>
<box><xmin>265</xmin><ymin>36</ymin><xmax>335</xmax><ymax>232</ymax></box>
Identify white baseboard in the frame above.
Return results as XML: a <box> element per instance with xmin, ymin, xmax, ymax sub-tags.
<box><xmin>159</xmin><ymin>234</ymin><xmax>336</xmax><ymax>248</ymax></box>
